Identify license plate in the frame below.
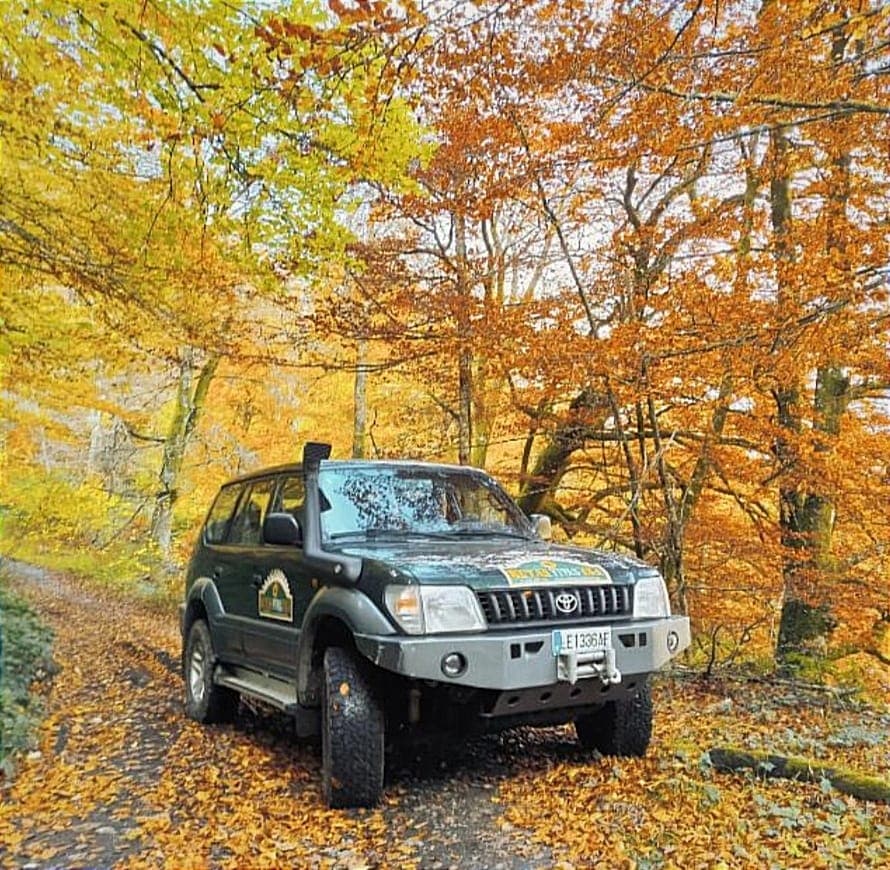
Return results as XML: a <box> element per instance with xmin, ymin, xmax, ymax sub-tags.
<box><xmin>552</xmin><ymin>627</ymin><xmax>612</xmax><ymax>655</ymax></box>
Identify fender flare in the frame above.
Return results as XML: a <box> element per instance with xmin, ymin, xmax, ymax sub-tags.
<box><xmin>296</xmin><ymin>586</ymin><xmax>395</xmax><ymax>704</ymax></box>
<box><xmin>182</xmin><ymin>577</ymin><xmax>225</xmax><ymax>637</ymax></box>
<box><xmin>181</xmin><ymin>578</ymin><xmax>226</xmax><ymax>672</ymax></box>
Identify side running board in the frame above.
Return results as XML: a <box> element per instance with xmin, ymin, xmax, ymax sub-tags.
<box><xmin>215</xmin><ymin>667</ymin><xmax>298</xmax><ymax>711</ymax></box>
<box><xmin>214</xmin><ymin>666</ymin><xmax>320</xmax><ymax>737</ymax></box>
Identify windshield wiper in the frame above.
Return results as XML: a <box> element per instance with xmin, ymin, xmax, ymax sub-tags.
<box><xmin>328</xmin><ymin>527</ymin><xmax>531</xmax><ymax>542</ymax></box>
<box><xmin>440</xmin><ymin>527</ymin><xmax>531</xmax><ymax>539</ymax></box>
<box><xmin>325</xmin><ymin>531</ymin><xmax>370</xmax><ymax>541</ymax></box>
<box><xmin>327</xmin><ymin>528</ymin><xmax>440</xmax><ymax>541</ymax></box>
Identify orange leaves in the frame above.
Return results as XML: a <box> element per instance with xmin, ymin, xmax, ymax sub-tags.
<box><xmin>3</xmin><ymin>565</ymin><xmax>890</xmax><ymax>867</ymax></box>
<box><xmin>499</xmin><ymin>679</ymin><xmax>890</xmax><ymax>868</ymax></box>
<box><xmin>4</xmin><ymin>0</ymin><xmax>888</xmax><ymax>689</ymax></box>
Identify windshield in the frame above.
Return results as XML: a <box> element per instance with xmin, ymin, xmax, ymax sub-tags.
<box><xmin>317</xmin><ymin>464</ymin><xmax>532</xmax><ymax>541</ymax></box>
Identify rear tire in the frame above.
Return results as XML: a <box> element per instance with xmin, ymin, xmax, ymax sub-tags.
<box><xmin>575</xmin><ymin>682</ymin><xmax>652</xmax><ymax>757</ymax></box>
<box><xmin>184</xmin><ymin>619</ymin><xmax>238</xmax><ymax>724</ymax></box>
<box><xmin>322</xmin><ymin>646</ymin><xmax>384</xmax><ymax>808</ymax></box>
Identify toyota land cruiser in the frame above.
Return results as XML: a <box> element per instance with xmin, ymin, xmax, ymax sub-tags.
<box><xmin>180</xmin><ymin>443</ymin><xmax>690</xmax><ymax>807</ymax></box>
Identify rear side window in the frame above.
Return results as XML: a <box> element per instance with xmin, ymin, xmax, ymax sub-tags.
<box><xmin>204</xmin><ymin>485</ymin><xmax>242</xmax><ymax>544</ymax></box>
<box><xmin>276</xmin><ymin>475</ymin><xmax>305</xmax><ymax>519</ymax></box>
<box><xmin>227</xmin><ymin>478</ymin><xmax>275</xmax><ymax>547</ymax></box>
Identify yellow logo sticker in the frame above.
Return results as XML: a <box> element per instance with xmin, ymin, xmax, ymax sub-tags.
<box><xmin>258</xmin><ymin>569</ymin><xmax>294</xmax><ymax>621</ymax></box>
<box><xmin>499</xmin><ymin>559</ymin><xmax>611</xmax><ymax>585</ymax></box>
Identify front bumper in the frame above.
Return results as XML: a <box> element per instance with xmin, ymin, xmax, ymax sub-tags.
<box><xmin>355</xmin><ymin>615</ymin><xmax>690</xmax><ymax>691</ymax></box>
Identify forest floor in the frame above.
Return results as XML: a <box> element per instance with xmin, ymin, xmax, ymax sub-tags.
<box><xmin>1</xmin><ymin>560</ymin><xmax>889</xmax><ymax>869</ymax></box>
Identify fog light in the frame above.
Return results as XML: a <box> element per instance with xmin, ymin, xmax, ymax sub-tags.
<box><xmin>667</xmin><ymin>631</ymin><xmax>679</xmax><ymax>653</ymax></box>
<box><xmin>441</xmin><ymin>652</ymin><xmax>467</xmax><ymax>678</ymax></box>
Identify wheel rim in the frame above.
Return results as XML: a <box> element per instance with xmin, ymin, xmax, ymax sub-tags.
<box><xmin>188</xmin><ymin>642</ymin><xmax>206</xmax><ymax>702</ymax></box>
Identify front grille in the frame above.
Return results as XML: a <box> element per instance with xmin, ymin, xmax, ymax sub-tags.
<box><xmin>476</xmin><ymin>585</ymin><xmax>632</xmax><ymax>627</ymax></box>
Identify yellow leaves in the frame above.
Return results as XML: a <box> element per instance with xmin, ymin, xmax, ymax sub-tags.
<box><xmin>4</xmin><ymin>563</ymin><xmax>890</xmax><ymax>867</ymax></box>
<box><xmin>0</xmin><ymin>552</ymin><xmax>416</xmax><ymax>864</ymax></box>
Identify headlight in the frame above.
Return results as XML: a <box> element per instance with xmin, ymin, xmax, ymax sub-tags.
<box><xmin>385</xmin><ymin>585</ymin><xmax>486</xmax><ymax>635</ymax></box>
<box><xmin>633</xmin><ymin>574</ymin><xmax>671</xmax><ymax>618</ymax></box>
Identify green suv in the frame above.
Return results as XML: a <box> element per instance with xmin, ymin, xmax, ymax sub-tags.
<box><xmin>181</xmin><ymin>443</ymin><xmax>690</xmax><ymax>807</ymax></box>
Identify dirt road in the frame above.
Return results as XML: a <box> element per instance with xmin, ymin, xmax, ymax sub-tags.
<box><xmin>0</xmin><ymin>563</ymin><xmax>553</xmax><ymax>869</ymax></box>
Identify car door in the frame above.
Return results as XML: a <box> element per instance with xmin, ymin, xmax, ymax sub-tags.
<box><xmin>244</xmin><ymin>472</ymin><xmax>316</xmax><ymax>676</ymax></box>
<box><xmin>222</xmin><ymin>477</ymin><xmax>277</xmax><ymax>666</ymax></box>
<box><xmin>199</xmin><ymin>481</ymin><xmax>250</xmax><ymax>661</ymax></box>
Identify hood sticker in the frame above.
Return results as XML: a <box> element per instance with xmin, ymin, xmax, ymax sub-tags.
<box><xmin>258</xmin><ymin>569</ymin><xmax>294</xmax><ymax>621</ymax></box>
<box><xmin>499</xmin><ymin>559</ymin><xmax>611</xmax><ymax>585</ymax></box>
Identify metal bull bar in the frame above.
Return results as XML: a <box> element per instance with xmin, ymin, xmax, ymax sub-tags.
<box><xmin>556</xmin><ymin>647</ymin><xmax>622</xmax><ymax>686</ymax></box>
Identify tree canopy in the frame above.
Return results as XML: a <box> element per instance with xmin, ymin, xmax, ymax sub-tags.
<box><xmin>2</xmin><ymin>0</ymin><xmax>889</xmax><ymax>671</ymax></box>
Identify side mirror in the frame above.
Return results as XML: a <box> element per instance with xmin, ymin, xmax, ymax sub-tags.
<box><xmin>263</xmin><ymin>512</ymin><xmax>303</xmax><ymax>546</ymax></box>
<box><xmin>529</xmin><ymin>514</ymin><xmax>552</xmax><ymax>541</ymax></box>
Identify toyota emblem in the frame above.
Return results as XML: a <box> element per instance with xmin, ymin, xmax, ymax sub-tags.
<box><xmin>555</xmin><ymin>591</ymin><xmax>579</xmax><ymax>615</ymax></box>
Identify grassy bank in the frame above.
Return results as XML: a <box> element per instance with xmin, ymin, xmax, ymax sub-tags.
<box><xmin>0</xmin><ymin>569</ymin><xmax>55</xmax><ymax>778</ymax></box>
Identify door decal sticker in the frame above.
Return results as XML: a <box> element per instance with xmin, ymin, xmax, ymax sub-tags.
<box><xmin>258</xmin><ymin>569</ymin><xmax>294</xmax><ymax>621</ymax></box>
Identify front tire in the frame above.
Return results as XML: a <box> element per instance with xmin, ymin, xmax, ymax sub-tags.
<box><xmin>184</xmin><ymin>619</ymin><xmax>238</xmax><ymax>723</ymax></box>
<box><xmin>321</xmin><ymin>646</ymin><xmax>384</xmax><ymax>808</ymax></box>
<box><xmin>575</xmin><ymin>682</ymin><xmax>653</xmax><ymax>757</ymax></box>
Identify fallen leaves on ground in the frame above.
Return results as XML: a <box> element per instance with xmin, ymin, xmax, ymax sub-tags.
<box><xmin>0</xmin><ymin>570</ymin><xmax>405</xmax><ymax>869</ymax></box>
<box><xmin>499</xmin><ymin>679</ymin><xmax>890</xmax><ymax>868</ymax></box>
<box><xmin>2</xmin><ymin>565</ymin><xmax>889</xmax><ymax>868</ymax></box>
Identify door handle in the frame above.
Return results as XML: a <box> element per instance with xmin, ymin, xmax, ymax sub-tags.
<box><xmin>212</xmin><ymin>566</ymin><xmax>223</xmax><ymax>580</ymax></box>
<box><xmin>251</xmin><ymin>573</ymin><xmax>265</xmax><ymax>589</ymax></box>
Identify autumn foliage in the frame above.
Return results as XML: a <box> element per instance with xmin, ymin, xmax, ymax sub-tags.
<box><xmin>302</xmin><ymin>0</ymin><xmax>890</xmax><ymax>669</ymax></box>
<box><xmin>1</xmin><ymin>566</ymin><xmax>889</xmax><ymax>867</ymax></box>
<box><xmin>2</xmin><ymin>2</ymin><xmax>890</xmax><ymax>867</ymax></box>
<box><xmin>2</xmin><ymin>1</ymin><xmax>889</xmax><ymax>671</ymax></box>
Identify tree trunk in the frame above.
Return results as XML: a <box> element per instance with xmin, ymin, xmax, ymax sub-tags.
<box><xmin>454</xmin><ymin>213</ymin><xmax>472</xmax><ymax>464</ymax></box>
<box><xmin>772</xmin><ymin>43</ymin><xmax>854</xmax><ymax>660</ymax></box>
<box><xmin>655</xmin><ymin>370</ymin><xmax>734</xmax><ymax>616</ymax></box>
<box><xmin>768</xmin><ymin>124</ymin><xmax>821</xmax><ymax>660</ymax></box>
<box><xmin>469</xmin><ymin>350</ymin><xmax>492</xmax><ymax>469</ymax></box>
<box><xmin>458</xmin><ymin>347</ymin><xmax>472</xmax><ymax>465</ymax></box>
<box><xmin>516</xmin><ymin>388</ymin><xmax>609</xmax><ymax>517</ymax></box>
<box><xmin>88</xmin><ymin>412</ymin><xmax>132</xmax><ymax>495</ymax></box>
<box><xmin>150</xmin><ymin>348</ymin><xmax>219</xmax><ymax>564</ymax></box>
<box><xmin>710</xmin><ymin>746</ymin><xmax>890</xmax><ymax>802</ymax></box>
<box><xmin>352</xmin><ymin>338</ymin><xmax>368</xmax><ymax>459</ymax></box>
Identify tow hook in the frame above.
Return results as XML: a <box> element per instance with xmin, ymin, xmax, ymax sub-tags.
<box><xmin>557</xmin><ymin>647</ymin><xmax>622</xmax><ymax>686</ymax></box>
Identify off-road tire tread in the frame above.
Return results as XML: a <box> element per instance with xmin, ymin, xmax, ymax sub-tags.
<box><xmin>322</xmin><ymin>646</ymin><xmax>384</xmax><ymax>808</ymax></box>
<box><xmin>184</xmin><ymin>619</ymin><xmax>238</xmax><ymax>724</ymax></box>
<box><xmin>575</xmin><ymin>682</ymin><xmax>653</xmax><ymax>757</ymax></box>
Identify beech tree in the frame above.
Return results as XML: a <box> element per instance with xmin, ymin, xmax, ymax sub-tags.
<box><xmin>311</xmin><ymin>0</ymin><xmax>890</xmax><ymax>664</ymax></box>
<box><xmin>1</xmin><ymin>0</ymin><xmax>424</xmax><ymax>564</ymax></box>
<box><xmin>2</xmin><ymin>0</ymin><xmax>887</xmax><ymax>669</ymax></box>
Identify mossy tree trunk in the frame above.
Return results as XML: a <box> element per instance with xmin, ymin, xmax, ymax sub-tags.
<box><xmin>769</xmin><ymin>124</ymin><xmax>822</xmax><ymax>661</ymax></box>
<box><xmin>150</xmin><ymin>347</ymin><xmax>219</xmax><ymax>565</ymax></box>
<box><xmin>710</xmin><ymin>746</ymin><xmax>890</xmax><ymax>802</ymax></box>
<box><xmin>772</xmin><ymin>28</ymin><xmax>854</xmax><ymax>662</ymax></box>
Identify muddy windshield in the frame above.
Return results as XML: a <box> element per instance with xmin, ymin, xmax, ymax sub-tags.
<box><xmin>318</xmin><ymin>465</ymin><xmax>532</xmax><ymax>541</ymax></box>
